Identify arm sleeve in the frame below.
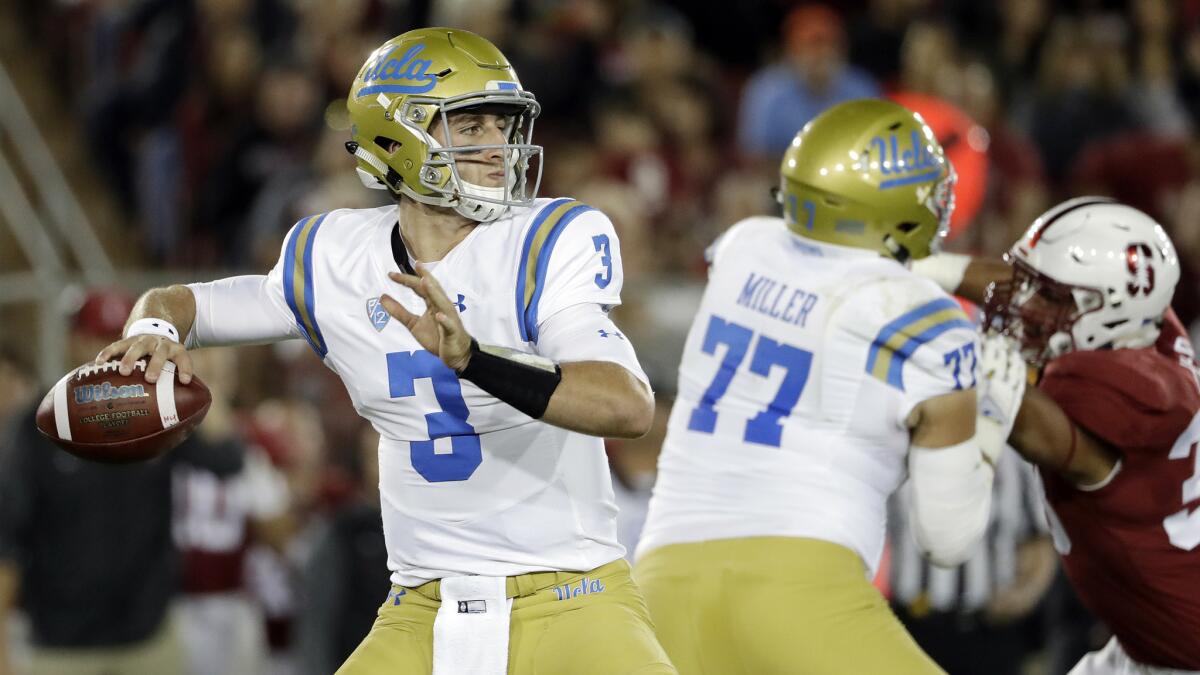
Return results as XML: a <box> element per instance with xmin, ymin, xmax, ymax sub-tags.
<box><xmin>534</xmin><ymin>304</ymin><xmax>650</xmax><ymax>387</ymax></box>
<box><xmin>185</xmin><ymin>220</ymin><xmax>310</xmax><ymax>348</ymax></box>
<box><xmin>186</xmin><ymin>275</ymin><xmax>300</xmax><ymax>348</ymax></box>
<box><xmin>908</xmin><ymin>439</ymin><xmax>994</xmax><ymax>567</ymax></box>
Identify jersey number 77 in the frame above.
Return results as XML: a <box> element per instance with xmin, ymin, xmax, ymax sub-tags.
<box><xmin>686</xmin><ymin>315</ymin><xmax>813</xmax><ymax>448</ymax></box>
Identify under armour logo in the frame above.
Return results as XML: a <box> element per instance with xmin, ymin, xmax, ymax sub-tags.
<box><xmin>598</xmin><ymin>329</ymin><xmax>625</xmax><ymax>340</ymax></box>
<box><xmin>453</xmin><ymin>294</ymin><xmax>467</xmax><ymax>313</ymax></box>
<box><xmin>387</xmin><ymin>588</ymin><xmax>406</xmax><ymax>606</ymax></box>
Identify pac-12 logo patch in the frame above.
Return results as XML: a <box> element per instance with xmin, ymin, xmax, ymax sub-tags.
<box><xmin>367</xmin><ymin>297</ymin><xmax>390</xmax><ymax>331</ymax></box>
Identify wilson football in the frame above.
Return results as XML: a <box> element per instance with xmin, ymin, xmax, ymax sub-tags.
<box><xmin>35</xmin><ymin>360</ymin><xmax>211</xmax><ymax>463</ymax></box>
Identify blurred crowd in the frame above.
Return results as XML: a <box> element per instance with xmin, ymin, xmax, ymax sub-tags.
<box><xmin>4</xmin><ymin>0</ymin><xmax>1200</xmax><ymax>673</ymax></box>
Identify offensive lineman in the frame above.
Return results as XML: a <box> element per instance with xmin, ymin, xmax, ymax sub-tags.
<box><xmin>633</xmin><ymin>99</ymin><xmax>1021</xmax><ymax>674</ymax></box>
<box><xmin>95</xmin><ymin>28</ymin><xmax>675</xmax><ymax>675</ymax></box>
<box><xmin>916</xmin><ymin>197</ymin><xmax>1200</xmax><ymax>673</ymax></box>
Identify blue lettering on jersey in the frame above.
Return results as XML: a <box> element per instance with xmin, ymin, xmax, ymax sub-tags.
<box><xmin>597</xmin><ymin>329</ymin><xmax>624</xmax><ymax>340</ymax></box>
<box><xmin>735</xmin><ymin>272</ymin><xmax>819</xmax><ymax>328</ymax></box>
<box><xmin>943</xmin><ymin>343</ymin><xmax>978</xmax><ymax>390</ymax></box>
<box><xmin>686</xmin><ymin>314</ymin><xmax>813</xmax><ymax>447</ymax></box>
<box><xmin>553</xmin><ymin>577</ymin><xmax>605</xmax><ymax>600</ymax></box>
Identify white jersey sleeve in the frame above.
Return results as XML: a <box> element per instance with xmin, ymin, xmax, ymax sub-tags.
<box><xmin>517</xmin><ymin>202</ymin><xmax>624</xmax><ymax>344</ymax></box>
<box><xmin>835</xmin><ymin>277</ymin><xmax>979</xmax><ymax>421</ymax></box>
<box><xmin>186</xmin><ymin>217</ymin><xmax>320</xmax><ymax>348</ymax></box>
<box><xmin>535</xmin><ymin>304</ymin><xmax>649</xmax><ymax>386</ymax></box>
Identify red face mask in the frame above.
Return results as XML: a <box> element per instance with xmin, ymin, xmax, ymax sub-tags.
<box><xmin>983</xmin><ymin>257</ymin><xmax>1103</xmax><ymax>367</ymax></box>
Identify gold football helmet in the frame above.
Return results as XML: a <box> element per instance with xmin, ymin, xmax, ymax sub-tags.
<box><xmin>778</xmin><ymin>99</ymin><xmax>955</xmax><ymax>262</ymax></box>
<box><xmin>346</xmin><ymin>28</ymin><xmax>542</xmax><ymax>222</ymax></box>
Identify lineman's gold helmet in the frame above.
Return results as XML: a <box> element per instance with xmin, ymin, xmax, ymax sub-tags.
<box><xmin>346</xmin><ymin>28</ymin><xmax>542</xmax><ymax>222</ymax></box>
<box><xmin>778</xmin><ymin>99</ymin><xmax>955</xmax><ymax>262</ymax></box>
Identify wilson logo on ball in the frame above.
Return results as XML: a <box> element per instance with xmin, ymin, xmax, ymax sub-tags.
<box><xmin>73</xmin><ymin>382</ymin><xmax>149</xmax><ymax>404</ymax></box>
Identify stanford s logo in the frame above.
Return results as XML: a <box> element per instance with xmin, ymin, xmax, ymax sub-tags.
<box><xmin>1126</xmin><ymin>243</ymin><xmax>1156</xmax><ymax>296</ymax></box>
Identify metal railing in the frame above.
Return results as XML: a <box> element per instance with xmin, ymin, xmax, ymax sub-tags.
<box><xmin>0</xmin><ymin>60</ymin><xmax>114</xmax><ymax>283</ymax></box>
<box><xmin>0</xmin><ymin>58</ymin><xmax>114</xmax><ymax>383</ymax></box>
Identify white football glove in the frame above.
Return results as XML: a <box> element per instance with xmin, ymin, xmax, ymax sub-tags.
<box><xmin>976</xmin><ymin>332</ymin><xmax>1027</xmax><ymax>466</ymax></box>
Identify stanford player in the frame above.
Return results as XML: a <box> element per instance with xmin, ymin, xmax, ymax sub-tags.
<box><xmin>914</xmin><ymin>197</ymin><xmax>1200</xmax><ymax>674</ymax></box>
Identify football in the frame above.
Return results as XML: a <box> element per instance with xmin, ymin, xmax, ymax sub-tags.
<box><xmin>35</xmin><ymin>360</ymin><xmax>211</xmax><ymax>463</ymax></box>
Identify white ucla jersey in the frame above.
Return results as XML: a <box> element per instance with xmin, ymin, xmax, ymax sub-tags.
<box><xmin>194</xmin><ymin>198</ymin><xmax>640</xmax><ymax>585</ymax></box>
<box><xmin>638</xmin><ymin>217</ymin><xmax>977</xmax><ymax>575</ymax></box>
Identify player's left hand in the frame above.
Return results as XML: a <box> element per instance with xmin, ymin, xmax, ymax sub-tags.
<box><xmin>380</xmin><ymin>264</ymin><xmax>473</xmax><ymax>372</ymax></box>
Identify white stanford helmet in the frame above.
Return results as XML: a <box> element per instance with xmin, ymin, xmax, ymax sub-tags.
<box><xmin>984</xmin><ymin>196</ymin><xmax>1180</xmax><ymax>366</ymax></box>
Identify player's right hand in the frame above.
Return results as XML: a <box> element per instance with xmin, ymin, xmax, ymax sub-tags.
<box><xmin>94</xmin><ymin>335</ymin><xmax>194</xmax><ymax>385</ymax></box>
<box><xmin>977</xmin><ymin>332</ymin><xmax>1026</xmax><ymax>437</ymax></box>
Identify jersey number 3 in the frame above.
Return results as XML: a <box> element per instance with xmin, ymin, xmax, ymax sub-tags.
<box><xmin>1165</xmin><ymin>410</ymin><xmax>1200</xmax><ymax>550</ymax></box>
<box><xmin>687</xmin><ymin>315</ymin><xmax>813</xmax><ymax>447</ymax></box>
<box><xmin>387</xmin><ymin>350</ymin><xmax>482</xmax><ymax>483</ymax></box>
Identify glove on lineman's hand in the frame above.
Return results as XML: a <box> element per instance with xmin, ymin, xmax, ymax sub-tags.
<box><xmin>976</xmin><ymin>332</ymin><xmax>1027</xmax><ymax>466</ymax></box>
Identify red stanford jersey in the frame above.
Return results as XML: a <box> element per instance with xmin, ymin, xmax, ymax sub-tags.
<box><xmin>1038</xmin><ymin>311</ymin><xmax>1200</xmax><ymax>669</ymax></box>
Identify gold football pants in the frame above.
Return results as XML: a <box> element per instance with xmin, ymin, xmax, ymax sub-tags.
<box><xmin>337</xmin><ymin>558</ymin><xmax>676</xmax><ymax>674</ymax></box>
<box><xmin>634</xmin><ymin>537</ymin><xmax>945</xmax><ymax>675</ymax></box>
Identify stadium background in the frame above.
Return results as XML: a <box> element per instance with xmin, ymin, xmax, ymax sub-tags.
<box><xmin>0</xmin><ymin>0</ymin><xmax>1197</xmax><ymax>673</ymax></box>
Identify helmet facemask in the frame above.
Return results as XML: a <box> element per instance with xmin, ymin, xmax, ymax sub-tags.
<box><xmin>983</xmin><ymin>257</ymin><xmax>1105</xmax><ymax>367</ymax></box>
<box><xmin>355</xmin><ymin>88</ymin><xmax>543</xmax><ymax>222</ymax></box>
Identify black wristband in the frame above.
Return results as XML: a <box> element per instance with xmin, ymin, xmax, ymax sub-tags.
<box><xmin>459</xmin><ymin>340</ymin><xmax>562</xmax><ymax>419</ymax></box>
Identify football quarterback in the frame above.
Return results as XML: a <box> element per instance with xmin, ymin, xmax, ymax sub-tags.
<box><xmin>97</xmin><ymin>27</ymin><xmax>674</xmax><ymax>675</ymax></box>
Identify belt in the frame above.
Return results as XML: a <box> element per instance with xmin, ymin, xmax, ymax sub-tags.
<box><xmin>407</xmin><ymin>558</ymin><xmax>628</xmax><ymax>601</ymax></box>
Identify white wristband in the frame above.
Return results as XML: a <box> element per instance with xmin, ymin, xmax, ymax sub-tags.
<box><xmin>911</xmin><ymin>252</ymin><xmax>972</xmax><ymax>294</ymax></box>
<box><xmin>124</xmin><ymin>317</ymin><xmax>181</xmax><ymax>343</ymax></box>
